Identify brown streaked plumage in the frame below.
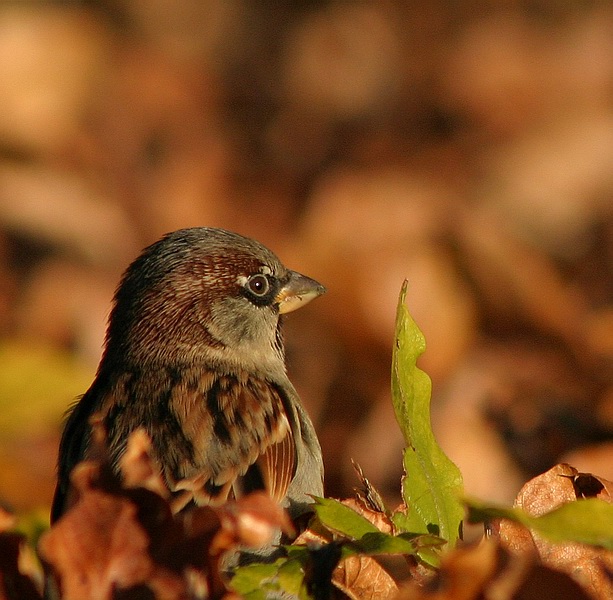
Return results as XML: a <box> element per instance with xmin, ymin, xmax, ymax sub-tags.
<box><xmin>51</xmin><ymin>227</ymin><xmax>325</xmax><ymax>524</ymax></box>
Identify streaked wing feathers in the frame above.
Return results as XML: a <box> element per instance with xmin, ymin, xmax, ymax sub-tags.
<box><xmin>170</xmin><ymin>369</ymin><xmax>297</xmax><ymax>505</ymax></box>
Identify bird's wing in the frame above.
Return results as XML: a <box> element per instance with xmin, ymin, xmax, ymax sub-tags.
<box><xmin>254</xmin><ymin>421</ymin><xmax>296</xmax><ymax>504</ymax></box>
<box><xmin>170</xmin><ymin>370</ymin><xmax>297</xmax><ymax>506</ymax></box>
<box><xmin>54</xmin><ymin>367</ymin><xmax>299</xmax><ymax>516</ymax></box>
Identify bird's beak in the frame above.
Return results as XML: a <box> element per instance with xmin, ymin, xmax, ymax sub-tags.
<box><xmin>276</xmin><ymin>271</ymin><xmax>326</xmax><ymax>314</ymax></box>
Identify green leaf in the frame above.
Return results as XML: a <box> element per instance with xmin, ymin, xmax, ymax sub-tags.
<box><xmin>466</xmin><ymin>497</ymin><xmax>613</xmax><ymax>550</ymax></box>
<box><xmin>312</xmin><ymin>497</ymin><xmax>379</xmax><ymax>539</ymax></box>
<box><xmin>391</xmin><ymin>281</ymin><xmax>464</xmax><ymax>548</ymax></box>
<box><xmin>353</xmin><ymin>531</ymin><xmax>444</xmax><ymax>556</ymax></box>
<box><xmin>232</xmin><ymin>556</ymin><xmax>312</xmax><ymax>600</ymax></box>
<box><xmin>230</xmin><ymin>562</ymin><xmax>279</xmax><ymax>598</ymax></box>
<box><xmin>276</xmin><ymin>562</ymin><xmax>304</xmax><ymax>599</ymax></box>
<box><xmin>235</xmin><ymin>588</ymin><xmax>267</xmax><ymax>600</ymax></box>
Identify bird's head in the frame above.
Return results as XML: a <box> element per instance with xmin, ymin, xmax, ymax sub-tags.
<box><xmin>101</xmin><ymin>228</ymin><xmax>325</xmax><ymax>381</ymax></box>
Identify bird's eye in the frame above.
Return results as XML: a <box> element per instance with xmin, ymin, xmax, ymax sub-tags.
<box><xmin>246</xmin><ymin>273</ymin><xmax>270</xmax><ymax>297</ymax></box>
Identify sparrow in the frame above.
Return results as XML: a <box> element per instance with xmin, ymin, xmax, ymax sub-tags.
<box><xmin>51</xmin><ymin>227</ymin><xmax>325</xmax><ymax>524</ymax></box>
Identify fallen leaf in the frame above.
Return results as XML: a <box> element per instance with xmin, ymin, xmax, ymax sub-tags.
<box><xmin>334</xmin><ymin>553</ymin><xmax>398</xmax><ymax>600</ymax></box>
<box><xmin>497</xmin><ymin>464</ymin><xmax>613</xmax><ymax>599</ymax></box>
<box><xmin>39</xmin><ymin>476</ymin><xmax>182</xmax><ymax>600</ymax></box>
<box><xmin>394</xmin><ymin>539</ymin><xmax>592</xmax><ymax>600</ymax></box>
<box><xmin>119</xmin><ymin>427</ymin><xmax>172</xmax><ymax>500</ymax></box>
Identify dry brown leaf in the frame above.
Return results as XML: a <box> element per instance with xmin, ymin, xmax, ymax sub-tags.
<box><xmin>334</xmin><ymin>554</ymin><xmax>399</xmax><ymax>600</ymax></box>
<box><xmin>496</xmin><ymin>463</ymin><xmax>613</xmax><ymax>599</ymax></box>
<box><xmin>119</xmin><ymin>427</ymin><xmax>172</xmax><ymax>500</ymax></box>
<box><xmin>514</xmin><ymin>463</ymin><xmax>587</xmax><ymax>513</ymax></box>
<box><xmin>293</xmin><ymin>495</ymin><xmax>401</xmax><ymax>598</ymax></box>
<box><xmin>333</xmin><ymin>497</ymin><xmax>400</xmax><ymax>598</ymax></box>
<box><xmin>395</xmin><ymin>540</ymin><xmax>498</xmax><ymax>600</ymax></box>
<box><xmin>42</xmin><ymin>427</ymin><xmax>295</xmax><ymax>599</ymax></box>
<box><xmin>342</xmin><ymin>497</ymin><xmax>394</xmax><ymax>535</ymax></box>
<box><xmin>42</xmin><ymin>479</ymin><xmax>266</xmax><ymax>599</ymax></box>
<box><xmin>562</xmin><ymin>442</ymin><xmax>613</xmax><ymax>484</ymax></box>
<box><xmin>39</xmin><ymin>467</ymin><xmax>185</xmax><ymax>600</ymax></box>
<box><xmin>216</xmin><ymin>491</ymin><xmax>294</xmax><ymax>551</ymax></box>
<box><xmin>491</xmin><ymin>518</ymin><xmax>537</xmax><ymax>557</ymax></box>
<box><xmin>394</xmin><ymin>539</ymin><xmax>592</xmax><ymax>600</ymax></box>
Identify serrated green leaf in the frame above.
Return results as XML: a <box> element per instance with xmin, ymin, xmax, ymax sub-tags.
<box><xmin>237</xmin><ymin>590</ymin><xmax>267</xmax><ymax>600</ymax></box>
<box><xmin>313</xmin><ymin>496</ymin><xmax>379</xmax><ymax>539</ymax></box>
<box><xmin>230</xmin><ymin>563</ymin><xmax>278</xmax><ymax>595</ymax></box>
<box><xmin>391</xmin><ymin>282</ymin><xmax>464</xmax><ymax>548</ymax></box>
<box><xmin>278</xmin><ymin>557</ymin><xmax>307</xmax><ymax>596</ymax></box>
<box><xmin>414</xmin><ymin>546</ymin><xmax>443</xmax><ymax>569</ymax></box>
<box><xmin>466</xmin><ymin>497</ymin><xmax>613</xmax><ymax>550</ymax></box>
<box><xmin>284</xmin><ymin>545</ymin><xmax>313</xmax><ymax>561</ymax></box>
<box><xmin>353</xmin><ymin>531</ymin><xmax>443</xmax><ymax>556</ymax></box>
<box><xmin>232</xmin><ymin>556</ymin><xmax>313</xmax><ymax>600</ymax></box>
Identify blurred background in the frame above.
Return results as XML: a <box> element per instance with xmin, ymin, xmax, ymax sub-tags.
<box><xmin>0</xmin><ymin>0</ymin><xmax>611</xmax><ymax>519</ymax></box>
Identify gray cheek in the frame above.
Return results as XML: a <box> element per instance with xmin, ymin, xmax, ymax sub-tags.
<box><xmin>209</xmin><ymin>297</ymin><xmax>277</xmax><ymax>346</ymax></box>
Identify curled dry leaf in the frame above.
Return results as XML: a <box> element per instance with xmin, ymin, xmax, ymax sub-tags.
<box><xmin>343</xmin><ymin>496</ymin><xmax>394</xmax><ymax>536</ymax></box>
<box><xmin>296</xmin><ymin>495</ymin><xmax>400</xmax><ymax>599</ymax></box>
<box><xmin>177</xmin><ymin>491</ymin><xmax>295</xmax><ymax>597</ymax></box>
<box><xmin>332</xmin><ymin>496</ymin><xmax>398</xmax><ymax>600</ymax></box>
<box><xmin>40</xmin><ymin>497</ymin><xmax>149</xmax><ymax>598</ymax></box>
<box><xmin>394</xmin><ymin>539</ymin><xmax>592</xmax><ymax>600</ymax></box>
<box><xmin>496</xmin><ymin>463</ymin><xmax>613</xmax><ymax>599</ymax></box>
<box><xmin>41</xmin><ymin>429</ymin><xmax>293</xmax><ymax>600</ymax></box>
<box><xmin>119</xmin><ymin>427</ymin><xmax>175</xmax><ymax>502</ymax></box>
<box><xmin>39</xmin><ymin>461</ymin><xmax>185</xmax><ymax>600</ymax></box>
<box><xmin>513</xmin><ymin>463</ymin><xmax>612</xmax><ymax>515</ymax></box>
<box><xmin>334</xmin><ymin>553</ymin><xmax>399</xmax><ymax>600</ymax></box>
<box><xmin>215</xmin><ymin>491</ymin><xmax>294</xmax><ymax>551</ymax></box>
<box><xmin>333</xmin><ymin>497</ymin><xmax>399</xmax><ymax>600</ymax></box>
<box><xmin>395</xmin><ymin>540</ymin><xmax>499</xmax><ymax>600</ymax></box>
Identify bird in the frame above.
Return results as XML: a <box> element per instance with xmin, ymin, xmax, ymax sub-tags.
<box><xmin>51</xmin><ymin>227</ymin><xmax>325</xmax><ymax>525</ymax></box>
